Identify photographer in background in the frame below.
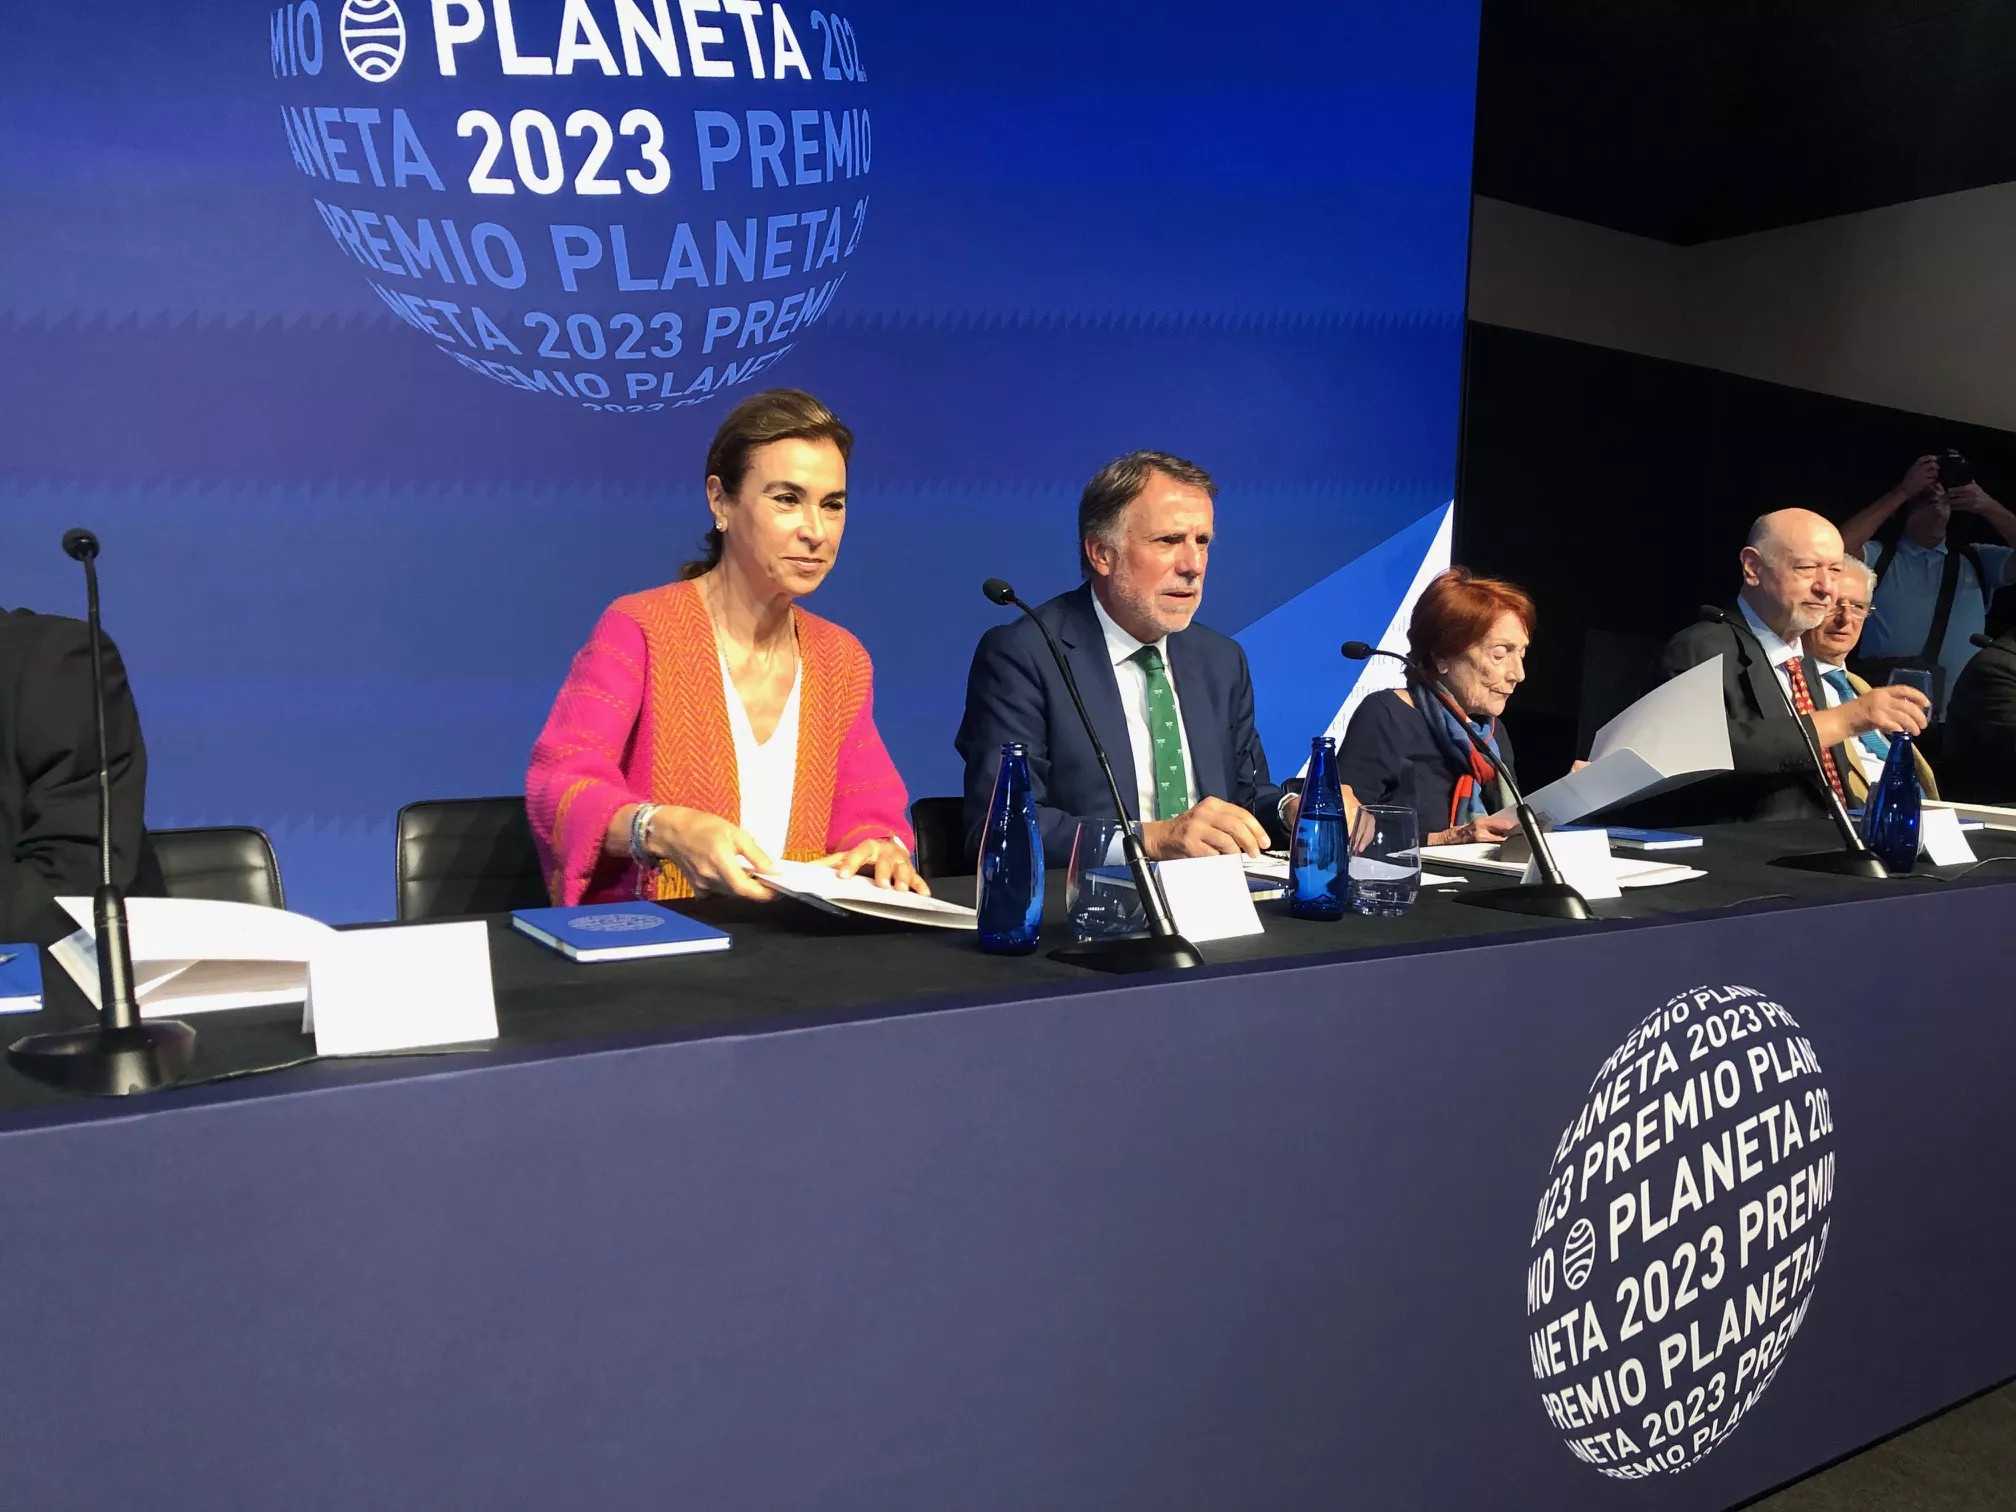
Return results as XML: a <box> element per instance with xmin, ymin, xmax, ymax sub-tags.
<box><xmin>1838</xmin><ymin>451</ymin><xmax>2016</xmax><ymax>726</ymax></box>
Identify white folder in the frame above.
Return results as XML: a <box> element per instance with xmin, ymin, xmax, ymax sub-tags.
<box><xmin>50</xmin><ymin>896</ymin><xmax>336</xmax><ymax>1016</ymax></box>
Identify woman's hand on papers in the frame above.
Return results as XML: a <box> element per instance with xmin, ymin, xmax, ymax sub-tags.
<box><xmin>646</xmin><ymin>806</ymin><xmax>779</xmax><ymax>901</ymax></box>
<box><xmin>1431</xmin><ymin>811</ymin><xmax>1519</xmax><ymax>848</ymax></box>
<box><xmin>817</xmin><ymin>837</ymin><xmax>930</xmax><ymax>895</ymax></box>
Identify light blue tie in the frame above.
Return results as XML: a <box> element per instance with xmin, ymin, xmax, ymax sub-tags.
<box><xmin>1821</xmin><ymin>669</ymin><xmax>1889</xmax><ymax>763</ymax></box>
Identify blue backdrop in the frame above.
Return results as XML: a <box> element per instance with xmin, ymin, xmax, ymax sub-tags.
<box><xmin>0</xmin><ymin>0</ymin><xmax>1480</xmax><ymax>919</ymax></box>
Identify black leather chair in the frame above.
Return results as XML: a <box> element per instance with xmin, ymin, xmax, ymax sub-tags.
<box><xmin>149</xmin><ymin>826</ymin><xmax>285</xmax><ymax>909</ymax></box>
<box><xmin>908</xmin><ymin>796</ymin><xmax>970</xmax><ymax>880</ymax></box>
<box><xmin>396</xmin><ymin>797</ymin><xmax>551</xmax><ymax>921</ymax></box>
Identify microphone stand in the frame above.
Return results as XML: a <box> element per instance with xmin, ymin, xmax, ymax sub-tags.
<box><xmin>1692</xmin><ymin>606</ymin><xmax>1889</xmax><ymax>880</ymax></box>
<box><xmin>8</xmin><ymin>530</ymin><xmax>197</xmax><ymax>1095</ymax></box>
<box><xmin>1341</xmin><ymin>642</ymin><xmax>1593</xmax><ymax>921</ymax></box>
<box><xmin>984</xmin><ymin>580</ymin><xmax>1202</xmax><ymax>973</ymax></box>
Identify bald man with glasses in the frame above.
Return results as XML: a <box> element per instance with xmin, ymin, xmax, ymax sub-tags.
<box><xmin>1802</xmin><ymin>556</ymin><xmax>1940</xmax><ymax>802</ymax></box>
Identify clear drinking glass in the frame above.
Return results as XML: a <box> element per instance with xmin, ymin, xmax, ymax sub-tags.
<box><xmin>1348</xmin><ymin>805</ymin><xmax>1421</xmax><ymax>917</ymax></box>
<box><xmin>1065</xmin><ymin>819</ymin><xmax>1148</xmax><ymax>941</ymax></box>
<box><xmin>1886</xmin><ymin>667</ymin><xmax>1935</xmax><ymax>700</ymax></box>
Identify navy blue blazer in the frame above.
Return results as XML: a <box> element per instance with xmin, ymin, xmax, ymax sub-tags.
<box><xmin>955</xmin><ymin>584</ymin><xmax>1286</xmax><ymax>865</ymax></box>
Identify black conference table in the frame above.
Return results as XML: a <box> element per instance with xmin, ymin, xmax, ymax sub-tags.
<box><xmin>0</xmin><ymin>820</ymin><xmax>2011</xmax><ymax>1511</ymax></box>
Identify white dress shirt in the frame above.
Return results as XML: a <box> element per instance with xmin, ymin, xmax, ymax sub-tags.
<box><xmin>1090</xmin><ymin>590</ymin><xmax>1200</xmax><ymax>822</ymax></box>
<box><xmin>719</xmin><ymin>650</ymin><xmax>801</xmax><ymax>859</ymax></box>
<box><xmin>1813</xmin><ymin>660</ymin><xmax>1885</xmax><ymax>784</ymax></box>
<box><xmin>1737</xmin><ymin>596</ymin><xmax>1805</xmax><ymax>711</ymax></box>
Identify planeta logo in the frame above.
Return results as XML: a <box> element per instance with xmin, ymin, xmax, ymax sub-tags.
<box><xmin>1525</xmin><ymin>985</ymin><xmax>1837</xmax><ymax>1480</ymax></box>
<box><xmin>573</xmin><ymin>910</ymin><xmax>667</xmax><ymax>933</ymax></box>
<box><xmin>340</xmin><ymin>0</ymin><xmax>407</xmax><ymax>82</ymax></box>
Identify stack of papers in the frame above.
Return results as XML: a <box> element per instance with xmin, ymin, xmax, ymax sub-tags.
<box><xmin>1927</xmin><ymin>800</ymin><xmax>2016</xmax><ymax>832</ymax></box>
<box><xmin>755</xmin><ymin>860</ymin><xmax>977</xmax><ymax>930</ymax></box>
<box><xmin>1420</xmin><ymin>843</ymin><xmax>1705</xmax><ymax>889</ymax></box>
<box><xmin>50</xmin><ymin>896</ymin><xmax>335</xmax><ymax>1015</ymax></box>
<box><xmin>1516</xmin><ymin>658</ymin><xmax>1734</xmax><ymax>826</ymax></box>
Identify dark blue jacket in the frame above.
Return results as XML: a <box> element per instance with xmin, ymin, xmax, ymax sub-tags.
<box><xmin>955</xmin><ymin>584</ymin><xmax>1286</xmax><ymax>864</ymax></box>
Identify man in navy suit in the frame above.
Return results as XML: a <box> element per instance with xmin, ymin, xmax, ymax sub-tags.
<box><xmin>956</xmin><ymin>451</ymin><xmax>1290</xmax><ymax>865</ymax></box>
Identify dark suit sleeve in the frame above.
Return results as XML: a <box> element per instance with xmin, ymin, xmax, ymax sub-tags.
<box><xmin>955</xmin><ymin>624</ymin><xmax>1083</xmax><ymax>864</ymax></box>
<box><xmin>1654</xmin><ymin>624</ymin><xmax>1816</xmax><ymax>779</ymax></box>
<box><xmin>1962</xmin><ymin>656</ymin><xmax>2016</xmax><ymax>771</ymax></box>
<box><xmin>6</xmin><ymin>620</ymin><xmax>153</xmax><ymax>942</ymax></box>
<box><xmin>1223</xmin><ymin>646</ymin><xmax>1288</xmax><ymax>846</ymax></box>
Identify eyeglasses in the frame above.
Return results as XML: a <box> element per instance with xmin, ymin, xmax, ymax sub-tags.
<box><xmin>1832</xmin><ymin>601</ymin><xmax>1872</xmax><ymax>619</ymax></box>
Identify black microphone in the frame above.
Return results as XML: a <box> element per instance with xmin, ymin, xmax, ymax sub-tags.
<box><xmin>980</xmin><ymin>579</ymin><xmax>1199</xmax><ymax>973</ymax></box>
<box><xmin>7</xmin><ymin>530</ymin><xmax>197</xmax><ymax>1095</ymax></box>
<box><xmin>1696</xmin><ymin>606</ymin><xmax>1886</xmax><ymax>879</ymax></box>
<box><xmin>1971</xmin><ymin>633</ymin><xmax>1995</xmax><ymax>651</ymax></box>
<box><xmin>1341</xmin><ymin>640</ymin><xmax>1591</xmax><ymax>919</ymax></box>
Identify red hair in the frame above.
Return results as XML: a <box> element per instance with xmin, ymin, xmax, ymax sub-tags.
<box><xmin>1406</xmin><ymin>567</ymin><xmax>1535</xmax><ymax>675</ymax></box>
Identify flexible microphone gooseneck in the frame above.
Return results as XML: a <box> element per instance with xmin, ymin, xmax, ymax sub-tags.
<box><xmin>7</xmin><ymin>530</ymin><xmax>198</xmax><ymax>1095</ymax></box>
<box><xmin>1697</xmin><ymin>606</ymin><xmax>1888</xmax><ymax>880</ymax></box>
<box><xmin>982</xmin><ymin>579</ymin><xmax>1201</xmax><ymax>973</ymax></box>
<box><xmin>1341</xmin><ymin>641</ymin><xmax>1593</xmax><ymax>921</ymax></box>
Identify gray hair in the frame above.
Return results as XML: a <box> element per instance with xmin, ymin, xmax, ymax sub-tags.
<box><xmin>1077</xmin><ymin>450</ymin><xmax>1216</xmax><ymax>577</ymax></box>
<box><xmin>1838</xmin><ymin>555</ymin><xmax>1877</xmax><ymax>598</ymax></box>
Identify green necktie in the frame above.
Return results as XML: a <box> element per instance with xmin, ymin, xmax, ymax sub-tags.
<box><xmin>1130</xmin><ymin>645</ymin><xmax>1190</xmax><ymax>821</ymax></box>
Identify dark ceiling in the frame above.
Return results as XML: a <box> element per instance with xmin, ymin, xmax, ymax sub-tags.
<box><xmin>1474</xmin><ymin>0</ymin><xmax>2016</xmax><ymax>243</ymax></box>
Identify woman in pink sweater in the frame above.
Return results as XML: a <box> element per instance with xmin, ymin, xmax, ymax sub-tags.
<box><xmin>526</xmin><ymin>389</ymin><xmax>921</xmax><ymax>905</ymax></box>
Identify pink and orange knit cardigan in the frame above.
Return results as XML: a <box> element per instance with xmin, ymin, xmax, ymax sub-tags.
<box><xmin>526</xmin><ymin>578</ymin><xmax>914</xmax><ymax>904</ymax></box>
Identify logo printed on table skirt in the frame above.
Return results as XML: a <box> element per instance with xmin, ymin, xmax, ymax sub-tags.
<box><xmin>1525</xmin><ymin>985</ymin><xmax>1837</xmax><ymax>1480</ymax></box>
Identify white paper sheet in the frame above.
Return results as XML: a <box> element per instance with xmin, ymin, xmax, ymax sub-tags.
<box><xmin>1918</xmin><ymin>807</ymin><xmax>1978</xmax><ymax>866</ymax></box>
<box><xmin>1517</xmin><ymin>829</ymin><xmax>1621</xmax><ymax>900</ymax></box>
<box><xmin>1421</xmin><ymin>844</ymin><xmax>1704</xmax><ymax>889</ymax></box>
<box><xmin>1149</xmin><ymin>854</ymin><xmax>1264</xmax><ymax>942</ymax></box>
<box><xmin>755</xmin><ymin>860</ymin><xmax>978</xmax><ymax>929</ymax></box>
<box><xmin>1244</xmin><ymin>855</ymin><xmax>1465</xmax><ymax>887</ymax></box>
<box><xmin>307</xmin><ymin>921</ymin><xmax>498</xmax><ymax>1056</ymax></box>
<box><xmin>1925</xmin><ymin>800</ymin><xmax>2016</xmax><ymax>832</ymax></box>
<box><xmin>1517</xmin><ymin>657</ymin><xmax>1735</xmax><ymax>826</ymax></box>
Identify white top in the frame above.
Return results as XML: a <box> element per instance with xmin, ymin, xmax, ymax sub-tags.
<box><xmin>1813</xmin><ymin>659</ymin><xmax>1885</xmax><ymax>784</ymax></box>
<box><xmin>719</xmin><ymin>649</ymin><xmax>801</xmax><ymax>860</ymax></box>
<box><xmin>1737</xmin><ymin>596</ymin><xmax>1805</xmax><ymax>712</ymax></box>
<box><xmin>1090</xmin><ymin>589</ymin><xmax>1200</xmax><ymax>822</ymax></box>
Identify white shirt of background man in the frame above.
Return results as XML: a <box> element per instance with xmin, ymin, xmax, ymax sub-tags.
<box><xmin>1811</xmin><ymin>659</ymin><xmax>1885</xmax><ymax>785</ymax></box>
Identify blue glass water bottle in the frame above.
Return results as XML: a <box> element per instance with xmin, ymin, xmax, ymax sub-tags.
<box><xmin>1290</xmin><ymin>736</ymin><xmax>1347</xmax><ymax>920</ymax></box>
<box><xmin>1862</xmin><ymin>732</ymin><xmax>1921</xmax><ymax>874</ymax></box>
<box><xmin>977</xmin><ymin>742</ymin><xmax>1044</xmax><ymax>953</ymax></box>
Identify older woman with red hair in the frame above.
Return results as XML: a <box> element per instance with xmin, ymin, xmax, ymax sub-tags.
<box><xmin>1338</xmin><ymin>567</ymin><xmax>1535</xmax><ymax>848</ymax></box>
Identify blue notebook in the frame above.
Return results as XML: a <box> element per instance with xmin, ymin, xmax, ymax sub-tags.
<box><xmin>0</xmin><ymin>947</ymin><xmax>43</xmax><ymax>1014</ymax></box>
<box><xmin>1602</xmin><ymin>827</ymin><xmax>1704</xmax><ymax>852</ymax></box>
<box><xmin>510</xmin><ymin>903</ymin><xmax>731</xmax><ymax>963</ymax></box>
